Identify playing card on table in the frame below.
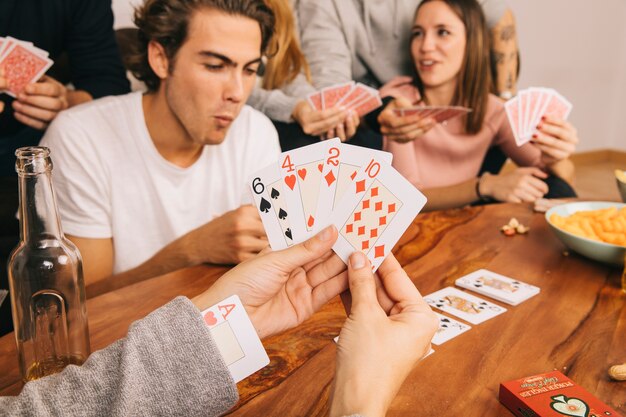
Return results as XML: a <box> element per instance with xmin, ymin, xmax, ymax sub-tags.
<box><xmin>330</xmin><ymin>155</ymin><xmax>427</xmax><ymax>271</ymax></box>
<box><xmin>455</xmin><ymin>269</ymin><xmax>540</xmax><ymax>306</ymax></box>
<box><xmin>315</xmin><ymin>143</ymin><xmax>392</xmax><ymax>232</ymax></box>
<box><xmin>424</xmin><ymin>287</ymin><xmax>506</xmax><ymax>325</ymax></box>
<box><xmin>201</xmin><ymin>295</ymin><xmax>269</xmax><ymax>382</ymax></box>
<box><xmin>279</xmin><ymin>138</ymin><xmax>341</xmax><ymax>242</ymax></box>
<box><xmin>0</xmin><ymin>42</ymin><xmax>53</xmax><ymax>97</ymax></box>
<box><xmin>249</xmin><ymin>162</ymin><xmax>294</xmax><ymax>250</ymax></box>
<box><xmin>321</xmin><ymin>81</ymin><xmax>354</xmax><ymax>109</ymax></box>
<box><xmin>431</xmin><ymin>312</ymin><xmax>471</xmax><ymax>346</ymax></box>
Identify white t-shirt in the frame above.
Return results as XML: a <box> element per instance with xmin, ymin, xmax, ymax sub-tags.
<box><xmin>41</xmin><ymin>92</ymin><xmax>280</xmax><ymax>274</ymax></box>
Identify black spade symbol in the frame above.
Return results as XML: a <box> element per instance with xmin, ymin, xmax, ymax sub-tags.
<box><xmin>278</xmin><ymin>208</ymin><xmax>287</xmax><ymax>220</ymax></box>
<box><xmin>442</xmin><ymin>318</ymin><xmax>450</xmax><ymax>323</ymax></box>
<box><xmin>259</xmin><ymin>197</ymin><xmax>271</xmax><ymax>213</ymax></box>
<box><xmin>271</xmin><ymin>188</ymin><xmax>280</xmax><ymax>199</ymax></box>
<box><xmin>474</xmin><ymin>284</ymin><xmax>482</xmax><ymax>288</ymax></box>
<box><xmin>436</xmin><ymin>303</ymin><xmax>444</xmax><ymax>308</ymax></box>
<box><xmin>285</xmin><ymin>228</ymin><xmax>293</xmax><ymax>240</ymax></box>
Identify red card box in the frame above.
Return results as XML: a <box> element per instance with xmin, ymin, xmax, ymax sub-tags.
<box><xmin>499</xmin><ymin>371</ymin><xmax>622</xmax><ymax>417</ymax></box>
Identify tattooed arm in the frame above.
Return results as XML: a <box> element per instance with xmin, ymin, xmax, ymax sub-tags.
<box><xmin>490</xmin><ymin>9</ymin><xmax>519</xmax><ymax>98</ymax></box>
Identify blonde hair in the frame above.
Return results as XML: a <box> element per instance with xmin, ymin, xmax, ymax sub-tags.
<box><xmin>262</xmin><ymin>0</ymin><xmax>311</xmax><ymax>90</ymax></box>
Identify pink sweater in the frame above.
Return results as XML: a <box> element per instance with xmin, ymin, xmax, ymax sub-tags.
<box><xmin>384</xmin><ymin>94</ymin><xmax>543</xmax><ymax>189</ymax></box>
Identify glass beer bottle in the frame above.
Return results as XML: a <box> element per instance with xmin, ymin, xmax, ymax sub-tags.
<box><xmin>8</xmin><ymin>146</ymin><xmax>90</xmax><ymax>382</ymax></box>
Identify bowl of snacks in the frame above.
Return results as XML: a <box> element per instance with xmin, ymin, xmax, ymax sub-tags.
<box><xmin>616</xmin><ymin>169</ymin><xmax>626</xmax><ymax>203</ymax></box>
<box><xmin>546</xmin><ymin>201</ymin><xmax>626</xmax><ymax>266</ymax></box>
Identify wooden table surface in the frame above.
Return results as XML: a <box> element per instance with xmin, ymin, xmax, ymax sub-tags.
<box><xmin>1</xmin><ymin>203</ymin><xmax>624</xmax><ymax>415</ymax></box>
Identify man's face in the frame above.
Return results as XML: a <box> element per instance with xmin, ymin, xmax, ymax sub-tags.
<box><xmin>161</xmin><ymin>8</ymin><xmax>262</xmax><ymax>145</ymax></box>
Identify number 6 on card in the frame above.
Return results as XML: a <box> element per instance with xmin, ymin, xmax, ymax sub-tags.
<box><xmin>330</xmin><ymin>156</ymin><xmax>427</xmax><ymax>271</ymax></box>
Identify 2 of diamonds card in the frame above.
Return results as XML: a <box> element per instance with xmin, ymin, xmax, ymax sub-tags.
<box><xmin>278</xmin><ymin>138</ymin><xmax>341</xmax><ymax>242</ymax></box>
<box><xmin>249</xmin><ymin>162</ymin><xmax>294</xmax><ymax>250</ymax></box>
<box><xmin>201</xmin><ymin>295</ymin><xmax>269</xmax><ymax>383</ymax></box>
<box><xmin>431</xmin><ymin>312</ymin><xmax>471</xmax><ymax>346</ymax></box>
<box><xmin>330</xmin><ymin>155</ymin><xmax>427</xmax><ymax>272</ymax></box>
<box><xmin>455</xmin><ymin>269</ymin><xmax>540</xmax><ymax>306</ymax></box>
<box><xmin>315</xmin><ymin>143</ymin><xmax>393</xmax><ymax>232</ymax></box>
<box><xmin>424</xmin><ymin>287</ymin><xmax>506</xmax><ymax>325</ymax></box>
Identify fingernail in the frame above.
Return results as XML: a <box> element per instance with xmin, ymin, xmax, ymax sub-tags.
<box><xmin>317</xmin><ymin>225</ymin><xmax>334</xmax><ymax>241</ymax></box>
<box><xmin>541</xmin><ymin>116</ymin><xmax>546</xmax><ymax>121</ymax></box>
<box><xmin>349</xmin><ymin>252</ymin><xmax>366</xmax><ymax>269</ymax></box>
<box><xmin>536</xmin><ymin>124</ymin><xmax>542</xmax><ymax>130</ymax></box>
<box><xmin>532</xmin><ymin>134</ymin><xmax>538</xmax><ymax>139</ymax></box>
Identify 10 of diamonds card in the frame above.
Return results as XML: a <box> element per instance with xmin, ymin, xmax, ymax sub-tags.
<box><xmin>424</xmin><ymin>287</ymin><xmax>507</xmax><ymax>325</ymax></box>
<box><xmin>329</xmin><ymin>155</ymin><xmax>427</xmax><ymax>271</ymax></box>
<box><xmin>455</xmin><ymin>269</ymin><xmax>540</xmax><ymax>306</ymax></box>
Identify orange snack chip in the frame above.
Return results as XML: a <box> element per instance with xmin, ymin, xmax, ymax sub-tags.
<box><xmin>550</xmin><ymin>206</ymin><xmax>626</xmax><ymax>247</ymax></box>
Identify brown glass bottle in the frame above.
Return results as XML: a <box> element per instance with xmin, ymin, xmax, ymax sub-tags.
<box><xmin>8</xmin><ymin>146</ymin><xmax>90</xmax><ymax>382</ymax></box>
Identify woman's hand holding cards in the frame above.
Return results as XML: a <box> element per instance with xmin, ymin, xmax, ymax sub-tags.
<box><xmin>193</xmin><ymin>225</ymin><xmax>348</xmax><ymax>340</ymax></box>
<box><xmin>331</xmin><ymin>253</ymin><xmax>438</xmax><ymax>417</ymax></box>
<box><xmin>479</xmin><ymin>167</ymin><xmax>549</xmax><ymax>203</ymax></box>
<box><xmin>378</xmin><ymin>97</ymin><xmax>436</xmax><ymax>143</ymax></box>
<box><xmin>12</xmin><ymin>75</ymin><xmax>69</xmax><ymax>130</ymax></box>
<box><xmin>531</xmin><ymin>115</ymin><xmax>579</xmax><ymax>166</ymax></box>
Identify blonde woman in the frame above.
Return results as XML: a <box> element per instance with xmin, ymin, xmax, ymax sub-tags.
<box><xmin>247</xmin><ymin>0</ymin><xmax>377</xmax><ymax>150</ymax></box>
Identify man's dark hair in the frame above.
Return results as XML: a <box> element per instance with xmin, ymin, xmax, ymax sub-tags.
<box><xmin>128</xmin><ymin>0</ymin><xmax>275</xmax><ymax>91</ymax></box>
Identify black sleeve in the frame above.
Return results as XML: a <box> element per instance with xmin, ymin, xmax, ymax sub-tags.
<box><xmin>363</xmin><ymin>96</ymin><xmax>394</xmax><ymax>134</ymax></box>
<box><xmin>66</xmin><ymin>0</ymin><xmax>130</xmax><ymax>98</ymax></box>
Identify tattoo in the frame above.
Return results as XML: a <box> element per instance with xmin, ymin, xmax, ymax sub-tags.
<box><xmin>499</xmin><ymin>24</ymin><xmax>516</xmax><ymax>42</ymax></box>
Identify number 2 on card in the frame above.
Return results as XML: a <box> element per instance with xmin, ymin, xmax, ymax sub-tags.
<box><xmin>326</xmin><ymin>147</ymin><xmax>340</xmax><ymax>166</ymax></box>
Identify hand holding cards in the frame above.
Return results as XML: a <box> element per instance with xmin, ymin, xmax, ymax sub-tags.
<box><xmin>0</xmin><ymin>37</ymin><xmax>53</xmax><ymax>97</ymax></box>
<box><xmin>392</xmin><ymin>105</ymin><xmax>471</xmax><ymax>125</ymax></box>
<box><xmin>250</xmin><ymin>140</ymin><xmax>427</xmax><ymax>271</ymax></box>
<box><xmin>307</xmin><ymin>81</ymin><xmax>383</xmax><ymax>117</ymax></box>
<box><xmin>505</xmin><ymin>87</ymin><xmax>573</xmax><ymax>146</ymax></box>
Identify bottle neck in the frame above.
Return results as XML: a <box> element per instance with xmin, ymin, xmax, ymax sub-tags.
<box><xmin>18</xmin><ymin>170</ymin><xmax>64</xmax><ymax>242</ymax></box>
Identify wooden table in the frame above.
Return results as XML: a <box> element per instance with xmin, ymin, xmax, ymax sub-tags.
<box><xmin>1</xmin><ymin>203</ymin><xmax>624</xmax><ymax>415</ymax></box>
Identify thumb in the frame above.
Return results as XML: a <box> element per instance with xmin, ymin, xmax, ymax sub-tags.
<box><xmin>347</xmin><ymin>252</ymin><xmax>379</xmax><ymax>313</ymax></box>
<box><xmin>269</xmin><ymin>225</ymin><xmax>338</xmax><ymax>269</ymax></box>
<box><xmin>395</xmin><ymin>96</ymin><xmax>413</xmax><ymax>108</ymax></box>
<box><xmin>528</xmin><ymin>167</ymin><xmax>548</xmax><ymax>179</ymax></box>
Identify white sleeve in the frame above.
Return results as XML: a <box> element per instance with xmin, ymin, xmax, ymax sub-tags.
<box><xmin>40</xmin><ymin>112</ymin><xmax>113</xmax><ymax>238</ymax></box>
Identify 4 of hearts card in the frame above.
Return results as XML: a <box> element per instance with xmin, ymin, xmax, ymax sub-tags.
<box><xmin>278</xmin><ymin>138</ymin><xmax>341</xmax><ymax>242</ymax></box>
<box><xmin>329</xmin><ymin>154</ymin><xmax>427</xmax><ymax>272</ymax></box>
<box><xmin>455</xmin><ymin>269</ymin><xmax>540</xmax><ymax>306</ymax></box>
<box><xmin>249</xmin><ymin>162</ymin><xmax>294</xmax><ymax>250</ymax></box>
<box><xmin>424</xmin><ymin>287</ymin><xmax>506</xmax><ymax>325</ymax></box>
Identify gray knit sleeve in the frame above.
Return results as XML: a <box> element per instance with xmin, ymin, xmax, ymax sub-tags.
<box><xmin>0</xmin><ymin>297</ymin><xmax>239</xmax><ymax>417</ymax></box>
<box><xmin>247</xmin><ymin>73</ymin><xmax>316</xmax><ymax>122</ymax></box>
<box><xmin>478</xmin><ymin>0</ymin><xmax>508</xmax><ymax>28</ymax></box>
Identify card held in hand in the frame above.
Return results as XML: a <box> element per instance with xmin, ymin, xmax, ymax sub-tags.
<box><xmin>201</xmin><ymin>295</ymin><xmax>269</xmax><ymax>383</ymax></box>
<box><xmin>330</xmin><ymin>155</ymin><xmax>427</xmax><ymax>271</ymax></box>
<box><xmin>249</xmin><ymin>162</ymin><xmax>294</xmax><ymax>250</ymax></box>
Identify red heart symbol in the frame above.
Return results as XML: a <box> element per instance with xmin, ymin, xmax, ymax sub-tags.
<box><xmin>203</xmin><ymin>311</ymin><xmax>217</xmax><ymax>326</ymax></box>
<box><xmin>298</xmin><ymin>168</ymin><xmax>307</xmax><ymax>180</ymax></box>
<box><xmin>318</xmin><ymin>163</ymin><xmax>323</xmax><ymax>172</ymax></box>
<box><xmin>285</xmin><ymin>175</ymin><xmax>296</xmax><ymax>190</ymax></box>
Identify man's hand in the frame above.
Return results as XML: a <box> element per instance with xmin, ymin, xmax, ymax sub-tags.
<box><xmin>292</xmin><ymin>100</ymin><xmax>359</xmax><ymax>142</ymax></box>
<box><xmin>531</xmin><ymin>116</ymin><xmax>578</xmax><ymax>166</ymax></box>
<box><xmin>188</xmin><ymin>205</ymin><xmax>268</xmax><ymax>265</ymax></box>
<box><xmin>330</xmin><ymin>253</ymin><xmax>438</xmax><ymax>417</ymax></box>
<box><xmin>480</xmin><ymin>168</ymin><xmax>549</xmax><ymax>203</ymax></box>
<box><xmin>192</xmin><ymin>225</ymin><xmax>348</xmax><ymax>339</ymax></box>
<box><xmin>378</xmin><ymin>97</ymin><xmax>436</xmax><ymax>143</ymax></box>
<box><xmin>12</xmin><ymin>75</ymin><xmax>69</xmax><ymax>130</ymax></box>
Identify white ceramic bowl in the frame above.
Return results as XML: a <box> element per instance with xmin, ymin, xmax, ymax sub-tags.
<box><xmin>545</xmin><ymin>201</ymin><xmax>626</xmax><ymax>266</ymax></box>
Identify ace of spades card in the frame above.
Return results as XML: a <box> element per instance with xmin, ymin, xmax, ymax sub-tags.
<box><xmin>279</xmin><ymin>138</ymin><xmax>341</xmax><ymax>242</ymax></box>
<box><xmin>330</xmin><ymin>156</ymin><xmax>427</xmax><ymax>271</ymax></box>
<box><xmin>249</xmin><ymin>162</ymin><xmax>293</xmax><ymax>250</ymax></box>
<box><xmin>424</xmin><ymin>287</ymin><xmax>506</xmax><ymax>325</ymax></box>
<box><xmin>315</xmin><ymin>143</ymin><xmax>393</xmax><ymax>232</ymax></box>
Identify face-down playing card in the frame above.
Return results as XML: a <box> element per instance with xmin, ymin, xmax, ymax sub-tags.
<box><xmin>424</xmin><ymin>287</ymin><xmax>506</xmax><ymax>325</ymax></box>
<box><xmin>315</xmin><ymin>143</ymin><xmax>393</xmax><ymax>233</ymax></box>
<box><xmin>330</xmin><ymin>155</ymin><xmax>427</xmax><ymax>272</ymax></box>
<box><xmin>0</xmin><ymin>42</ymin><xmax>52</xmax><ymax>97</ymax></box>
<box><xmin>279</xmin><ymin>138</ymin><xmax>341</xmax><ymax>242</ymax></box>
<box><xmin>455</xmin><ymin>269</ymin><xmax>540</xmax><ymax>306</ymax></box>
<box><xmin>201</xmin><ymin>295</ymin><xmax>269</xmax><ymax>383</ymax></box>
<box><xmin>249</xmin><ymin>162</ymin><xmax>294</xmax><ymax>250</ymax></box>
<box><xmin>431</xmin><ymin>312</ymin><xmax>472</xmax><ymax>346</ymax></box>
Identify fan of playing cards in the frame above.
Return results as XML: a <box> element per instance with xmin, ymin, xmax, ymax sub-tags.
<box><xmin>307</xmin><ymin>81</ymin><xmax>383</xmax><ymax>117</ymax></box>
<box><xmin>392</xmin><ymin>105</ymin><xmax>471</xmax><ymax>124</ymax></box>
<box><xmin>0</xmin><ymin>37</ymin><xmax>53</xmax><ymax>98</ymax></box>
<box><xmin>250</xmin><ymin>138</ymin><xmax>427</xmax><ymax>271</ymax></box>
<box><xmin>504</xmin><ymin>87</ymin><xmax>573</xmax><ymax>147</ymax></box>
